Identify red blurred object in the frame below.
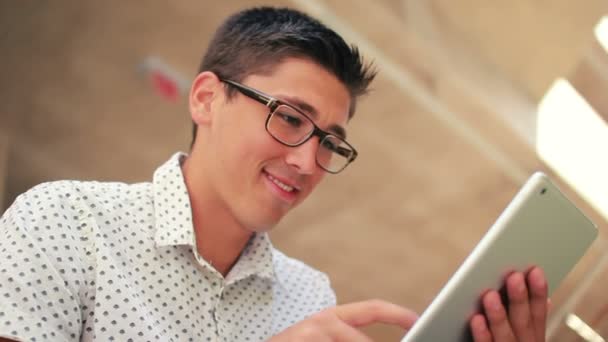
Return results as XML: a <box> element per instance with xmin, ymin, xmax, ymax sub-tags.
<box><xmin>150</xmin><ymin>70</ymin><xmax>179</xmax><ymax>102</ymax></box>
<box><xmin>139</xmin><ymin>56</ymin><xmax>189</xmax><ymax>103</ymax></box>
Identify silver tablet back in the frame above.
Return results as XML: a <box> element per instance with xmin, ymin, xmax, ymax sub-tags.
<box><xmin>402</xmin><ymin>172</ymin><xmax>598</xmax><ymax>341</ymax></box>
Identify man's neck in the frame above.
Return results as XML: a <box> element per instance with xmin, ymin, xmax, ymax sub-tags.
<box><xmin>181</xmin><ymin>155</ymin><xmax>253</xmax><ymax>277</ymax></box>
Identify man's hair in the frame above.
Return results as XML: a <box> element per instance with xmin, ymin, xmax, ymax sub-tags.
<box><xmin>191</xmin><ymin>6</ymin><xmax>376</xmax><ymax>146</ymax></box>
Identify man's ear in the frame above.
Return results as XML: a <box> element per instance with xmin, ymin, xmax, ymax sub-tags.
<box><xmin>189</xmin><ymin>71</ymin><xmax>223</xmax><ymax>126</ymax></box>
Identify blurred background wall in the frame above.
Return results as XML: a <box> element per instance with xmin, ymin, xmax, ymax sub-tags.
<box><xmin>1</xmin><ymin>1</ymin><xmax>608</xmax><ymax>340</ymax></box>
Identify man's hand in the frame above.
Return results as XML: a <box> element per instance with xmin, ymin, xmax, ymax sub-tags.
<box><xmin>269</xmin><ymin>299</ymin><xmax>418</xmax><ymax>342</ymax></box>
<box><xmin>470</xmin><ymin>267</ymin><xmax>549</xmax><ymax>342</ymax></box>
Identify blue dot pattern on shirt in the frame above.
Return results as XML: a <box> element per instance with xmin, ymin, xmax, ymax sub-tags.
<box><xmin>0</xmin><ymin>152</ymin><xmax>336</xmax><ymax>341</ymax></box>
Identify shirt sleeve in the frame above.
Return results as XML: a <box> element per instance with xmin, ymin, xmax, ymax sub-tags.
<box><xmin>0</xmin><ymin>184</ymin><xmax>89</xmax><ymax>342</ymax></box>
<box><xmin>316</xmin><ymin>272</ymin><xmax>337</xmax><ymax>309</ymax></box>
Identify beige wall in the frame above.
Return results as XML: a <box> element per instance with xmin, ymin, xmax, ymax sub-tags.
<box><xmin>0</xmin><ymin>132</ymin><xmax>8</xmax><ymax>210</ymax></box>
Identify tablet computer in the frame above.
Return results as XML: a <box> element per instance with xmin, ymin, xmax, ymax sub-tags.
<box><xmin>401</xmin><ymin>172</ymin><xmax>598</xmax><ymax>342</ymax></box>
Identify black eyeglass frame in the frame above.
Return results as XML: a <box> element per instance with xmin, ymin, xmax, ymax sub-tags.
<box><xmin>221</xmin><ymin>78</ymin><xmax>358</xmax><ymax>174</ymax></box>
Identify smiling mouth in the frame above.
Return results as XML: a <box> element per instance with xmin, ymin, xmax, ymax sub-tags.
<box><xmin>265</xmin><ymin>172</ymin><xmax>297</xmax><ymax>193</ymax></box>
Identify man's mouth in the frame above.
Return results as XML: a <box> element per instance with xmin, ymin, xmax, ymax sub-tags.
<box><xmin>267</xmin><ymin>173</ymin><xmax>295</xmax><ymax>192</ymax></box>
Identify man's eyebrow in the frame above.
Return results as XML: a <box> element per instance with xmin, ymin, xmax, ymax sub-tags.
<box><xmin>278</xmin><ymin>95</ymin><xmax>348</xmax><ymax>139</ymax></box>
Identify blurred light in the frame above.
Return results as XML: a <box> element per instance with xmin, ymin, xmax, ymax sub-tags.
<box><xmin>138</xmin><ymin>56</ymin><xmax>190</xmax><ymax>103</ymax></box>
<box><xmin>536</xmin><ymin>79</ymin><xmax>608</xmax><ymax>222</ymax></box>
<box><xmin>595</xmin><ymin>16</ymin><xmax>608</xmax><ymax>53</ymax></box>
<box><xmin>565</xmin><ymin>313</ymin><xmax>605</xmax><ymax>342</ymax></box>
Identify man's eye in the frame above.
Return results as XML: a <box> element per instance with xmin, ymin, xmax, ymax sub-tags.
<box><xmin>278</xmin><ymin>113</ymin><xmax>303</xmax><ymax>127</ymax></box>
<box><xmin>321</xmin><ymin>139</ymin><xmax>338</xmax><ymax>151</ymax></box>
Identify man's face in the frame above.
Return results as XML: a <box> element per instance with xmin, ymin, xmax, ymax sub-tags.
<box><xmin>192</xmin><ymin>58</ymin><xmax>351</xmax><ymax>232</ymax></box>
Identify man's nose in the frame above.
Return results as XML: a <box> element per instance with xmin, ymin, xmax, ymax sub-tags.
<box><xmin>284</xmin><ymin>137</ymin><xmax>319</xmax><ymax>175</ymax></box>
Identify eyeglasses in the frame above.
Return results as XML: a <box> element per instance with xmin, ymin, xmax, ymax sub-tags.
<box><xmin>221</xmin><ymin>79</ymin><xmax>358</xmax><ymax>174</ymax></box>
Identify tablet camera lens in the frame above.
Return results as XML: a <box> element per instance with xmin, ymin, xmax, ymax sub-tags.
<box><xmin>540</xmin><ymin>188</ymin><xmax>547</xmax><ymax>195</ymax></box>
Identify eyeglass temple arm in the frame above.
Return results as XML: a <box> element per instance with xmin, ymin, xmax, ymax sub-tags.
<box><xmin>223</xmin><ymin>79</ymin><xmax>275</xmax><ymax>107</ymax></box>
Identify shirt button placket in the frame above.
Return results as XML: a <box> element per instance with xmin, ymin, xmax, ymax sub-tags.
<box><xmin>212</xmin><ymin>283</ymin><xmax>226</xmax><ymax>340</ymax></box>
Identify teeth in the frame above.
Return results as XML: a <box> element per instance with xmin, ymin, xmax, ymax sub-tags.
<box><xmin>267</xmin><ymin>174</ymin><xmax>295</xmax><ymax>192</ymax></box>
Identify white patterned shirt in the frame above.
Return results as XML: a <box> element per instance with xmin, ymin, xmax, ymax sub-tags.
<box><xmin>0</xmin><ymin>152</ymin><xmax>336</xmax><ymax>342</ymax></box>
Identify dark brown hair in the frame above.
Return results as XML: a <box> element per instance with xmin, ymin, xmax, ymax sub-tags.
<box><xmin>192</xmin><ymin>6</ymin><xmax>376</xmax><ymax>147</ymax></box>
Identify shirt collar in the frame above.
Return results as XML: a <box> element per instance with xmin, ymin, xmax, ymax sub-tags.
<box><xmin>153</xmin><ymin>152</ymin><xmax>196</xmax><ymax>247</ymax></box>
<box><xmin>225</xmin><ymin>232</ymin><xmax>275</xmax><ymax>284</ymax></box>
<box><xmin>152</xmin><ymin>152</ymin><xmax>275</xmax><ymax>282</ymax></box>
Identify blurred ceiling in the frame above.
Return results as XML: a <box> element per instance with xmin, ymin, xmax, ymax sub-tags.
<box><xmin>1</xmin><ymin>1</ymin><xmax>608</xmax><ymax>340</ymax></box>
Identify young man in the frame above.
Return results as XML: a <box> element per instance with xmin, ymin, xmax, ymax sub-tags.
<box><xmin>0</xmin><ymin>7</ymin><xmax>548</xmax><ymax>341</ymax></box>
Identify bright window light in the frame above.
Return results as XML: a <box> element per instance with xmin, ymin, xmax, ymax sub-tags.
<box><xmin>536</xmin><ymin>79</ymin><xmax>608</xmax><ymax>222</ymax></box>
<box><xmin>565</xmin><ymin>313</ymin><xmax>605</xmax><ymax>342</ymax></box>
<box><xmin>595</xmin><ymin>16</ymin><xmax>608</xmax><ymax>53</ymax></box>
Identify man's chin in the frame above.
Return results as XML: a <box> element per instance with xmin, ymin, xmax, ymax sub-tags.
<box><xmin>251</xmin><ymin>217</ymin><xmax>283</xmax><ymax>232</ymax></box>
<box><xmin>242</xmin><ymin>195</ymin><xmax>294</xmax><ymax>232</ymax></box>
